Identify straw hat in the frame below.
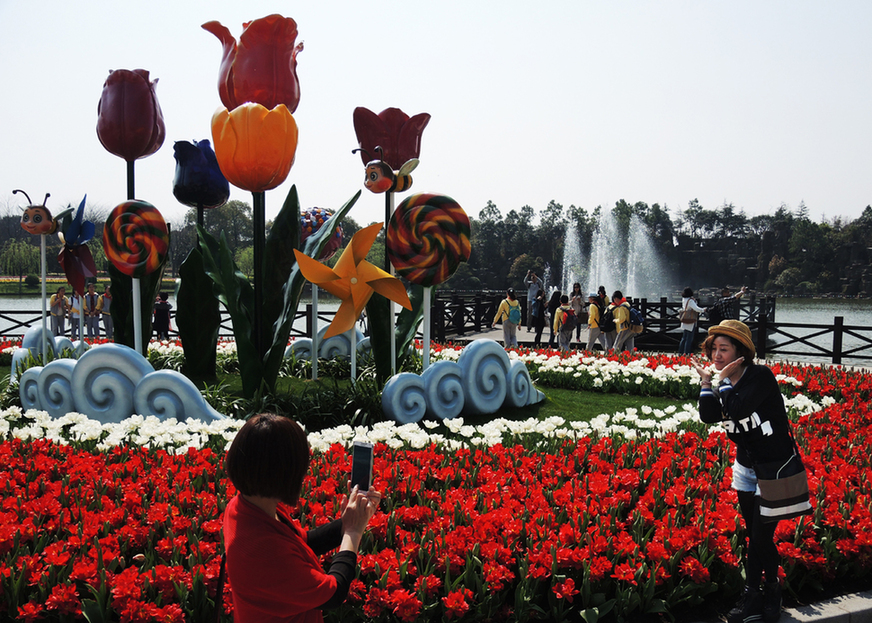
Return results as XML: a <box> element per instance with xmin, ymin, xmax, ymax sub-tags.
<box><xmin>708</xmin><ymin>319</ymin><xmax>755</xmax><ymax>357</ymax></box>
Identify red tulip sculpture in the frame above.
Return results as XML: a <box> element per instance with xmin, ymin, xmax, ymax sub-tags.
<box><xmin>96</xmin><ymin>69</ymin><xmax>166</xmax><ymax>199</ymax></box>
<box><xmin>203</xmin><ymin>14</ymin><xmax>302</xmax><ymax>360</ymax></box>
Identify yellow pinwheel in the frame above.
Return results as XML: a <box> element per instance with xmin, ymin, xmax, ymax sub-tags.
<box><xmin>294</xmin><ymin>222</ymin><xmax>411</xmax><ymax>339</ymax></box>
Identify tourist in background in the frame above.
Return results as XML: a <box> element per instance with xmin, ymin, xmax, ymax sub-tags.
<box><xmin>153</xmin><ymin>292</ymin><xmax>172</xmax><ymax>341</ymax></box>
<box><xmin>693</xmin><ymin>321</ymin><xmax>810</xmax><ymax>623</ymax></box>
<box><xmin>223</xmin><ymin>413</ymin><xmax>382</xmax><ymax>623</ymax></box>
<box><xmin>49</xmin><ymin>286</ymin><xmax>68</xmax><ymax>337</ymax></box>
<box><xmin>101</xmin><ymin>285</ymin><xmax>113</xmax><ymax>340</ymax></box>
<box><xmin>609</xmin><ymin>290</ymin><xmax>632</xmax><ymax>352</ymax></box>
<box><xmin>585</xmin><ymin>293</ymin><xmax>606</xmax><ymax>351</ymax></box>
<box><xmin>84</xmin><ymin>282</ymin><xmax>102</xmax><ymax>339</ymax></box>
<box><xmin>569</xmin><ymin>282</ymin><xmax>585</xmax><ymax>342</ymax></box>
<box><xmin>69</xmin><ymin>293</ymin><xmax>82</xmax><ymax>341</ymax></box>
<box><xmin>524</xmin><ymin>270</ymin><xmax>542</xmax><ymax>333</ymax></box>
<box><xmin>546</xmin><ymin>290</ymin><xmax>562</xmax><ymax>349</ymax></box>
<box><xmin>492</xmin><ymin>288</ymin><xmax>521</xmax><ymax>349</ymax></box>
<box><xmin>598</xmin><ymin>285</ymin><xmax>610</xmax><ymax>307</ymax></box>
<box><xmin>532</xmin><ymin>290</ymin><xmax>547</xmax><ymax>347</ymax></box>
<box><xmin>707</xmin><ymin>286</ymin><xmax>748</xmax><ymax>323</ymax></box>
<box><xmin>678</xmin><ymin>287</ymin><xmax>706</xmax><ymax>354</ymax></box>
<box><xmin>553</xmin><ymin>294</ymin><xmax>574</xmax><ymax>352</ymax></box>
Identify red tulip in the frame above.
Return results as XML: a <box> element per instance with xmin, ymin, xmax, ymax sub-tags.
<box><xmin>96</xmin><ymin>69</ymin><xmax>166</xmax><ymax>162</ymax></box>
<box><xmin>202</xmin><ymin>14</ymin><xmax>303</xmax><ymax>113</ymax></box>
<box><xmin>353</xmin><ymin>107</ymin><xmax>431</xmax><ymax>171</ymax></box>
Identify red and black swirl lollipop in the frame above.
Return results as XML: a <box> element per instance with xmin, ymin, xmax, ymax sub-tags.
<box><xmin>387</xmin><ymin>193</ymin><xmax>471</xmax><ymax>287</ymax></box>
<box><xmin>103</xmin><ymin>200</ymin><xmax>170</xmax><ymax>277</ymax></box>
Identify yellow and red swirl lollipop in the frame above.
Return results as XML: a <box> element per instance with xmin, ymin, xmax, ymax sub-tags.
<box><xmin>387</xmin><ymin>193</ymin><xmax>471</xmax><ymax>287</ymax></box>
<box><xmin>103</xmin><ymin>200</ymin><xmax>170</xmax><ymax>277</ymax></box>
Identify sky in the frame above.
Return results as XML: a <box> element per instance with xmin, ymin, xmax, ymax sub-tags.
<box><xmin>1</xmin><ymin>1</ymin><xmax>871</xmax><ymax>230</ymax></box>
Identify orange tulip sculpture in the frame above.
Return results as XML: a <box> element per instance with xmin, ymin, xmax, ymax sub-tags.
<box><xmin>294</xmin><ymin>223</ymin><xmax>411</xmax><ymax>380</ymax></box>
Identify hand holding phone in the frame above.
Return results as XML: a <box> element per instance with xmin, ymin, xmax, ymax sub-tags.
<box><xmin>350</xmin><ymin>441</ymin><xmax>374</xmax><ymax>492</ymax></box>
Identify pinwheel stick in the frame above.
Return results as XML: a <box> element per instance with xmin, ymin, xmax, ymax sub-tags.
<box><xmin>311</xmin><ymin>285</ymin><xmax>319</xmax><ymax>380</ymax></box>
<box><xmin>387</xmin><ymin>192</ymin><xmax>397</xmax><ymax>376</ymax></box>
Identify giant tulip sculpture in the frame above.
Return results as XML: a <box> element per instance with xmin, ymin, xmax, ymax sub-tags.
<box><xmin>96</xmin><ymin>69</ymin><xmax>166</xmax><ymax>199</ymax></box>
<box><xmin>203</xmin><ymin>15</ymin><xmax>303</xmax><ymax>113</ymax></box>
<box><xmin>353</xmin><ymin>106</ymin><xmax>430</xmax><ymax>376</ymax></box>
<box><xmin>172</xmin><ymin>139</ymin><xmax>230</xmax><ymax>227</ymax></box>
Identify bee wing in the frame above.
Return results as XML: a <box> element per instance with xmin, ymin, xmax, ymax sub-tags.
<box><xmin>399</xmin><ymin>158</ymin><xmax>419</xmax><ymax>176</ymax></box>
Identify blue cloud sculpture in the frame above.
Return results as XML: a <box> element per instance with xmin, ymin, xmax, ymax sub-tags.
<box><xmin>284</xmin><ymin>326</ymin><xmax>371</xmax><ymax>361</ymax></box>
<box><xmin>18</xmin><ymin>342</ymin><xmax>223</xmax><ymax>423</ymax></box>
<box><xmin>382</xmin><ymin>339</ymin><xmax>544</xmax><ymax>424</ymax></box>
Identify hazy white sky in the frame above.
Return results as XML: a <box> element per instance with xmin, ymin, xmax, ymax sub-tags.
<box><xmin>1</xmin><ymin>1</ymin><xmax>870</xmax><ymax>229</ymax></box>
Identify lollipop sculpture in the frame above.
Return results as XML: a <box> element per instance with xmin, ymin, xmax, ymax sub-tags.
<box><xmin>300</xmin><ymin>208</ymin><xmax>342</xmax><ymax>381</ymax></box>
<box><xmin>103</xmin><ymin>200</ymin><xmax>170</xmax><ymax>354</ymax></box>
<box><xmin>387</xmin><ymin>193</ymin><xmax>471</xmax><ymax>369</ymax></box>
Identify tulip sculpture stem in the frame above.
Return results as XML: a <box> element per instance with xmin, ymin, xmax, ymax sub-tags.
<box><xmin>125</xmin><ymin>161</ymin><xmax>146</xmax><ymax>355</ymax></box>
<box><xmin>387</xmin><ymin>192</ymin><xmax>397</xmax><ymax>376</ymax></box>
<box><xmin>127</xmin><ymin>161</ymin><xmax>136</xmax><ymax>202</ymax></box>
<box><xmin>252</xmin><ymin>191</ymin><xmax>266</xmax><ymax>360</ymax></box>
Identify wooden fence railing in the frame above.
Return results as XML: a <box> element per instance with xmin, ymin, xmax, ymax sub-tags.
<box><xmin>4</xmin><ymin>298</ymin><xmax>872</xmax><ymax>365</ymax></box>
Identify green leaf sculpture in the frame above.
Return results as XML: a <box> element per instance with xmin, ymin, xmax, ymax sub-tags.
<box><xmin>194</xmin><ymin>186</ymin><xmax>361</xmax><ymax>399</ymax></box>
<box><xmin>176</xmin><ymin>247</ymin><xmax>221</xmax><ymax>386</ymax></box>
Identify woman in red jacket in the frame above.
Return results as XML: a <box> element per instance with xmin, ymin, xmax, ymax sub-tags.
<box><xmin>223</xmin><ymin>414</ymin><xmax>382</xmax><ymax>623</ymax></box>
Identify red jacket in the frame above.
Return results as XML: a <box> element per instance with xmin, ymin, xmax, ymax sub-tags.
<box><xmin>224</xmin><ymin>495</ymin><xmax>338</xmax><ymax>623</ymax></box>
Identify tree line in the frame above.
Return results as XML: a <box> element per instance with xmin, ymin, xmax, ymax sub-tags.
<box><xmin>3</xmin><ymin>197</ymin><xmax>871</xmax><ymax>297</ymax></box>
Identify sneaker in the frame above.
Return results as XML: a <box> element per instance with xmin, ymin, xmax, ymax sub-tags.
<box><xmin>727</xmin><ymin>586</ymin><xmax>764</xmax><ymax>623</ymax></box>
<box><xmin>762</xmin><ymin>581</ymin><xmax>781</xmax><ymax>622</ymax></box>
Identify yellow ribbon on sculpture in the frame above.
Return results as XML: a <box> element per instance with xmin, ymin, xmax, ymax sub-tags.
<box><xmin>294</xmin><ymin>222</ymin><xmax>412</xmax><ymax>339</ymax></box>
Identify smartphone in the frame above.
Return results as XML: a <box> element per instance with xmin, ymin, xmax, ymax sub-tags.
<box><xmin>350</xmin><ymin>441</ymin><xmax>374</xmax><ymax>491</ymax></box>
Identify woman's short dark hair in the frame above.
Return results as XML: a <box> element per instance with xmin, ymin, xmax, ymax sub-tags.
<box><xmin>682</xmin><ymin>287</ymin><xmax>694</xmax><ymax>298</ymax></box>
<box><xmin>507</xmin><ymin>288</ymin><xmax>516</xmax><ymax>300</ymax></box>
<box><xmin>701</xmin><ymin>333</ymin><xmax>754</xmax><ymax>364</ymax></box>
<box><xmin>225</xmin><ymin>413</ymin><xmax>310</xmax><ymax>506</ymax></box>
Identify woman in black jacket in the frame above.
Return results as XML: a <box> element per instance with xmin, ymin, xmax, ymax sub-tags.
<box><xmin>546</xmin><ymin>290</ymin><xmax>562</xmax><ymax>349</ymax></box>
<box><xmin>693</xmin><ymin>320</ymin><xmax>810</xmax><ymax>623</ymax></box>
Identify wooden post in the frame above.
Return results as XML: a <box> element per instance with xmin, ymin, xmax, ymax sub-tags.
<box><xmin>832</xmin><ymin>316</ymin><xmax>844</xmax><ymax>365</ymax></box>
<box><xmin>756</xmin><ymin>308</ymin><xmax>768</xmax><ymax>359</ymax></box>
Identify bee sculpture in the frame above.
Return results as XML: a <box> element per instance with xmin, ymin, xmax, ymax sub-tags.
<box><xmin>353</xmin><ymin>146</ymin><xmax>419</xmax><ymax>194</ymax></box>
<box><xmin>14</xmin><ymin>189</ymin><xmax>57</xmax><ymax>235</ymax></box>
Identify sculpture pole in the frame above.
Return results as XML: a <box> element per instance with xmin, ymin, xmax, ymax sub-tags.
<box><xmin>127</xmin><ymin>165</ymin><xmax>144</xmax><ymax>355</ymax></box>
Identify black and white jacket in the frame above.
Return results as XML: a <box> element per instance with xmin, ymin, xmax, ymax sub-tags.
<box><xmin>698</xmin><ymin>364</ymin><xmax>796</xmax><ymax>469</ymax></box>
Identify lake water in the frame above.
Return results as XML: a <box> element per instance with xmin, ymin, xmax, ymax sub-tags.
<box><xmin>3</xmin><ymin>295</ymin><xmax>871</xmax><ymax>366</ymax></box>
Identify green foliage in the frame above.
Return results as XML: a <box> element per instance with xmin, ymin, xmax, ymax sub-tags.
<box><xmin>176</xmin><ymin>247</ymin><xmax>221</xmax><ymax>386</ymax></box>
<box><xmin>24</xmin><ymin>274</ymin><xmax>39</xmax><ymax>287</ymax></box>
<box><xmin>194</xmin><ymin>186</ymin><xmax>361</xmax><ymax>399</ymax></box>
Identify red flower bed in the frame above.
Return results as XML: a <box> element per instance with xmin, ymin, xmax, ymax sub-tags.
<box><xmin>1</xmin><ymin>393</ymin><xmax>871</xmax><ymax>622</ymax></box>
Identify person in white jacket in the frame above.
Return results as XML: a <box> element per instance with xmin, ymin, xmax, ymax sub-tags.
<box><xmin>678</xmin><ymin>287</ymin><xmax>707</xmax><ymax>354</ymax></box>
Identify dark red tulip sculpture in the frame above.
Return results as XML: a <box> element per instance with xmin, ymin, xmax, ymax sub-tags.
<box><xmin>96</xmin><ymin>68</ymin><xmax>166</xmax><ymax>199</ymax></box>
<box><xmin>203</xmin><ymin>14</ymin><xmax>303</xmax><ymax>113</ymax></box>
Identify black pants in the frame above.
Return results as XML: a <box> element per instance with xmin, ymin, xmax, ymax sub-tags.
<box><xmin>737</xmin><ymin>490</ymin><xmax>779</xmax><ymax>587</ymax></box>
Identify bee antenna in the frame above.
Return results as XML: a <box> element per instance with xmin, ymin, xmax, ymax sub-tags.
<box><xmin>374</xmin><ymin>146</ymin><xmax>384</xmax><ymax>159</ymax></box>
<box><xmin>42</xmin><ymin>193</ymin><xmax>51</xmax><ymax>206</ymax></box>
<box><xmin>12</xmin><ymin>189</ymin><xmax>33</xmax><ymax>205</ymax></box>
<box><xmin>351</xmin><ymin>147</ymin><xmax>371</xmax><ymax>158</ymax></box>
